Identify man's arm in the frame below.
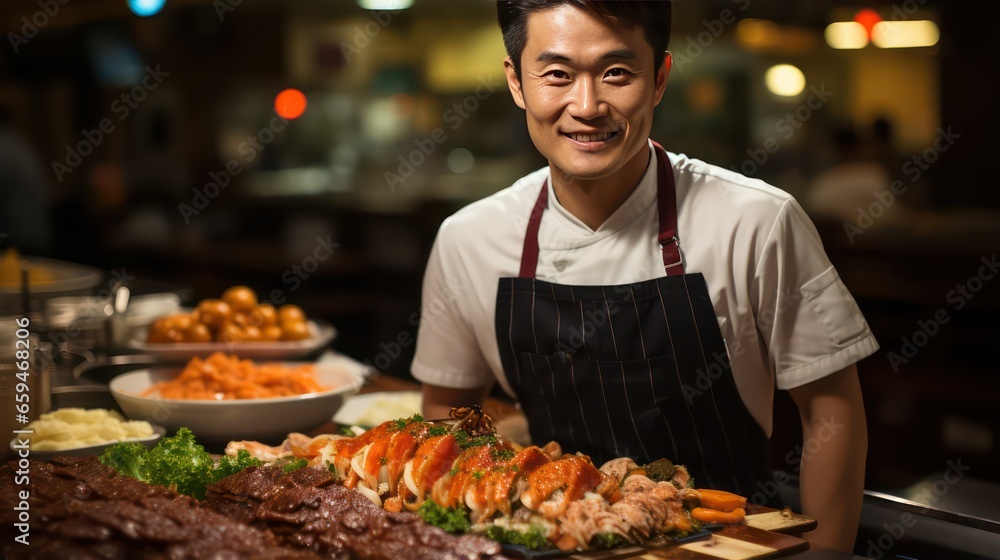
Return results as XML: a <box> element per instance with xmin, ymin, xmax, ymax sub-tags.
<box><xmin>788</xmin><ymin>364</ymin><xmax>867</xmax><ymax>553</ymax></box>
<box><xmin>421</xmin><ymin>382</ymin><xmax>490</xmax><ymax>420</ymax></box>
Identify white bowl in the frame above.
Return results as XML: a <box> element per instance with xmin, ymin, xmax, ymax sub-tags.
<box><xmin>109</xmin><ymin>355</ymin><xmax>367</xmax><ymax>444</ymax></box>
<box><xmin>9</xmin><ymin>424</ymin><xmax>166</xmax><ymax>462</ymax></box>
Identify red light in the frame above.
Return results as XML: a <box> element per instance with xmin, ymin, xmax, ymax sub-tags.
<box><xmin>854</xmin><ymin>9</ymin><xmax>882</xmax><ymax>37</ymax></box>
<box><xmin>274</xmin><ymin>88</ymin><xmax>307</xmax><ymax>120</ymax></box>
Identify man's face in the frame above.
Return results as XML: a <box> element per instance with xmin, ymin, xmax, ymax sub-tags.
<box><xmin>504</xmin><ymin>4</ymin><xmax>670</xmax><ymax>182</ymax></box>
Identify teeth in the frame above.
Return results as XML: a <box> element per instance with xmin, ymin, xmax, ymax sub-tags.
<box><xmin>570</xmin><ymin>132</ymin><xmax>615</xmax><ymax>142</ymax></box>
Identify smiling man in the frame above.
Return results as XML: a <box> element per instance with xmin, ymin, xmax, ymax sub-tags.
<box><xmin>413</xmin><ymin>1</ymin><xmax>877</xmax><ymax>553</ymax></box>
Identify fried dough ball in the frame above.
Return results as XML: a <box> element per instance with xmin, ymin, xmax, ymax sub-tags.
<box><xmin>185</xmin><ymin>322</ymin><xmax>213</xmax><ymax>343</ymax></box>
<box><xmin>196</xmin><ymin>299</ymin><xmax>232</xmax><ymax>330</ymax></box>
<box><xmin>278</xmin><ymin>304</ymin><xmax>306</xmax><ymax>326</ymax></box>
<box><xmin>222</xmin><ymin>285</ymin><xmax>258</xmax><ymax>315</ymax></box>
<box><xmin>248</xmin><ymin>303</ymin><xmax>278</xmax><ymax>328</ymax></box>
<box><xmin>217</xmin><ymin>323</ymin><xmax>262</xmax><ymax>343</ymax></box>
<box><xmin>261</xmin><ymin>324</ymin><xmax>283</xmax><ymax>341</ymax></box>
<box><xmin>280</xmin><ymin>320</ymin><xmax>310</xmax><ymax>341</ymax></box>
<box><xmin>147</xmin><ymin>314</ymin><xmax>193</xmax><ymax>343</ymax></box>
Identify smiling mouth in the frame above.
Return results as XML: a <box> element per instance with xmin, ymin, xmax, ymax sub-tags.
<box><xmin>564</xmin><ymin>131</ymin><xmax>620</xmax><ymax>143</ymax></box>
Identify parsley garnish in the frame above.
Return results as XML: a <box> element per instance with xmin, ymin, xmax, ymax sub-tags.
<box><xmin>389</xmin><ymin>413</ymin><xmax>425</xmax><ymax>431</ymax></box>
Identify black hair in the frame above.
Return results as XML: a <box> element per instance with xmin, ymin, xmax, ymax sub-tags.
<box><xmin>497</xmin><ymin>1</ymin><xmax>673</xmax><ymax>77</ymax></box>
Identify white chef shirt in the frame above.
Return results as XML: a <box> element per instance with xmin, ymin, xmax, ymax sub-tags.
<box><xmin>411</xmin><ymin>140</ymin><xmax>879</xmax><ymax>436</ymax></box>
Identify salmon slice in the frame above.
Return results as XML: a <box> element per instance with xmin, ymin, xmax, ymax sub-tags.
<box><xmin>521</xmin><ymin>456</ymin><xmax>602</xmax><ymax>518</ymax></box>
<box><xmin>490</xmin><ymin>446</ymin><xmax>551</xmax><ymax>517</ymax></box>
<box><xmin>410</xmin><ymin>434</ymin><xmax>460</xmax><ymax>495</ymax></box>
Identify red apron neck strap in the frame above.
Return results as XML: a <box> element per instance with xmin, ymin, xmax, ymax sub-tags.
<box><xmin>519</xmin><ymin>180</ymin><xmax>548</xmax><ymax>278</ymax></box>
<box><xmin>652</xmin><ymin>141</ymin><xmax>684</xmax><ymax>276</ymax></box>
<box><xmin>519</xmin><ymin>141</ymin><xmax>683</xmax><ymax>279</ymax></box>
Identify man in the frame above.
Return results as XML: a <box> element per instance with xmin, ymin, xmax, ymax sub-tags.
<box><xmin>412</xmin><ymin>1</ymin><xmax>875</xmax><ymax>552</ymax></box>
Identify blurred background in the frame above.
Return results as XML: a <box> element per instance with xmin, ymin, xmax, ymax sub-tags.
<box><xmin>1</xmin><ymin>0</ymin><xmax>999</xmax><ymax>553</ymax></box>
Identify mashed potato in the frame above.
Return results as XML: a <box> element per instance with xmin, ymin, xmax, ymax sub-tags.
<box><xmin>351</xmin><ymin>392</ymin><xmax>422</xmax><ymax>427</ymax></box>
<box><xmin>25</xmin><ymin>408</ymin><xmax>154</xmax><ymax>451</ymax></box>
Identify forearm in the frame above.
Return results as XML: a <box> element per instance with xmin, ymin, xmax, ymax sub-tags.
<box><xmin>790</xmin><ymin>365</ymin><xmax>868</xmax><ymax>552</ymax></box>
<box><xmin>421</xmin><ymin>382</ymin><xmax>488</xmax><ymax>420</ymax></box>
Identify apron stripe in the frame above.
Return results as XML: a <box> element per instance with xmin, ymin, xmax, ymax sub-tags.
<box><xmin>618</xmin><ymin>361</ymin><xmax>651</xmax><ymax>460</ymax></box>
<box><xmin>629</xmin><ymin>285</ymin><xmax>649</xmax><ymax>359</ymax></box>
<box><xmin>655</xmin><ymin>279</ymin><xmax>716</xmax><ymax>489</ymax></box>
<box><xmin>507</xmin><ymin>279</ymin><xmax>522</xmax><ymax>388</ymax></box>
<box><xmin>600</xmin><ymin>287</ymin><xmax>622</xmax><ymax>361</ymax></box>
<box><xmin>529</xmin><ymin>356</ymin><xmax>558</xmax><ymax>437</ymax></box>
<box><xmin>569</xmin><ymin>354</ymin><xmax>596</xmax><ymax>450</ymax></box>
<box><xmin>531</xmin><ymin>281</ymin><xmax>539</xmax><ymax>354</ymax></box>
<box><xmin>682</xmin><ymin>273</ymin><xmax>742</xmax><ymax>493</ymax></box>
<box><xmin>596</xmin><ymin>361</ymin><xmax>623</xmax><ymax>458</ymax></box>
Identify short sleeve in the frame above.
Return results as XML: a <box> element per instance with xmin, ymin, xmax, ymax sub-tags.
<box><xmin>754</xmin><ymin>199</ymin><xmax>879</xmax><ymax>390</ymax></box>
<box><xmin>410</xmin><ymin>219</ymin><xmax>493</xmax><ymax>389</ymax></box>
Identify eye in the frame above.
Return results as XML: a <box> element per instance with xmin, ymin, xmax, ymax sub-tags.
<box><xmin>545</xmin><ymin>70</ymin><xmax>570</xmax><ymax>80</ymax></box>
<box><xmin>605</xmin><ymin>68</ymin><xmax>630</xmax><ymax>78</ymax></box>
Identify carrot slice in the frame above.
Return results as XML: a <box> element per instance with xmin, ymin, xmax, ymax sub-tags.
<box><xmin>696</xmin><ymin>488</ymin><xmax>747</xmax><ymax>512</ymax></box>
<box><xmin>691</xmin><ymin>506</ymin><xmax>746</xmax><ymax>524</ymax></box>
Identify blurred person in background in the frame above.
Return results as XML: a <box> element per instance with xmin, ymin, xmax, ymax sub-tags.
<box><xmin>806</xmin><ymin>117</ymin><xmax>943</xmax><ymax>236</ymax></box>
<box><xmin>0</xmin><ymin>103</ymin><xmax>51</xmax><ymax>256</ymax></box>
<box><xmin>415</xmin><ymin>0</ymin><xmax>875</xmax><ymax>552</ymax></box>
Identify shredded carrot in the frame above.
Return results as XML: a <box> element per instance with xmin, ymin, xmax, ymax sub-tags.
<box><xmin>142</xmin><ymin>352</ymin><xmax>329</xmax><ymax>400</ymax></box>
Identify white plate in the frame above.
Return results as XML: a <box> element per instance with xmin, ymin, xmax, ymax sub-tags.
<box><xmin>332</xmin><ymin>391</ymin><xmax>423</xmax><ymax>427</ymax></box>
<box><xmin>9</xmin><ymin>424</ymin><xmax>166</xmax><ymax>461</ymax></box>
<box><xmin>109</xmin><ymin>355</ymin><xmax>367</xmax><ymax>444</ymax></box>
<box><xmin>127</xmin><ymin>319</ymin><xmax>336</xmax><ymax>361</ymax></box>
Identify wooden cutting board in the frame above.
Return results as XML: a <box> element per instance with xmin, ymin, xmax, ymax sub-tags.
<box><xmin>558</xmin><ymin>525</ymin><xmax>808</xmax><ymax>560</ymax></box>
<box><xmin>744</xmin><ymin>510</ymin><xmax>817</xmax><ymax>535</ymax></box>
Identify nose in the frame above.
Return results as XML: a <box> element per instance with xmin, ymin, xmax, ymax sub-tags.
<box><xmin>566</xmin><ymin>78</ymin><xmax>606</xmax><ymax>120</ymax></box>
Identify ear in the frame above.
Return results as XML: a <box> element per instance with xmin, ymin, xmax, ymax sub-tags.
<box><xmin>653</xmin><ymin>51</ymin><xmax>672</xmax><ymax>106</ymax></box>
<box><xmin>504</xmin><ymin>56</ymin><xmax>526</xmax><ymax>110</ymax></box>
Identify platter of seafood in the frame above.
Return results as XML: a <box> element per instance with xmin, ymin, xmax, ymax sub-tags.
<box><xmin>227</xmin><ymin>407</ymin><xmax>813</xmax><ymax>558</ymax></box>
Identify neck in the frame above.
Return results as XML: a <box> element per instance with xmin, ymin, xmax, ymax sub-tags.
<box><xmin>550</xmin><ymin>145</ymin><xmax>650</xmax><ymax>231</ymax></box>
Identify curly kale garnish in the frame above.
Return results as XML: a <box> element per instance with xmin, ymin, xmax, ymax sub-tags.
<box><xmin>417</xmin><ymin>500</ymin><xmax>470</xmax><ymax>533</ymax></box>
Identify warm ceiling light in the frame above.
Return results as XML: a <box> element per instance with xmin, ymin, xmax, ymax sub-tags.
<box><xmin>357</xmin><ymin>0</ymin><xmax>414</xmax><ymax>9</ymax></box>
<box><xmin>736</xmin><ymin>19</ymin><xmax>780</xmax><ymax>49</ymax></box>
<box><xmin>871</xmin><ymin>20</ymin><xmax>940</xmax><ymax>48</ymax></box>
<box><xmin>765</xmin><ymin>64</ymin><xmax>806</xmax><ymax>97</ymax></box>
<box><xmin>825</xmin><ymin>21</ymin><xmax>869</xmax><ymax>49</ymax></box>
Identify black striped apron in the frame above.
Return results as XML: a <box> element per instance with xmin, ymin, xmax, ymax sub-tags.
<box><xmin>495</xmin><ymin>141</ymin><xmax>771</xmax><ymax>496</ymax></box>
